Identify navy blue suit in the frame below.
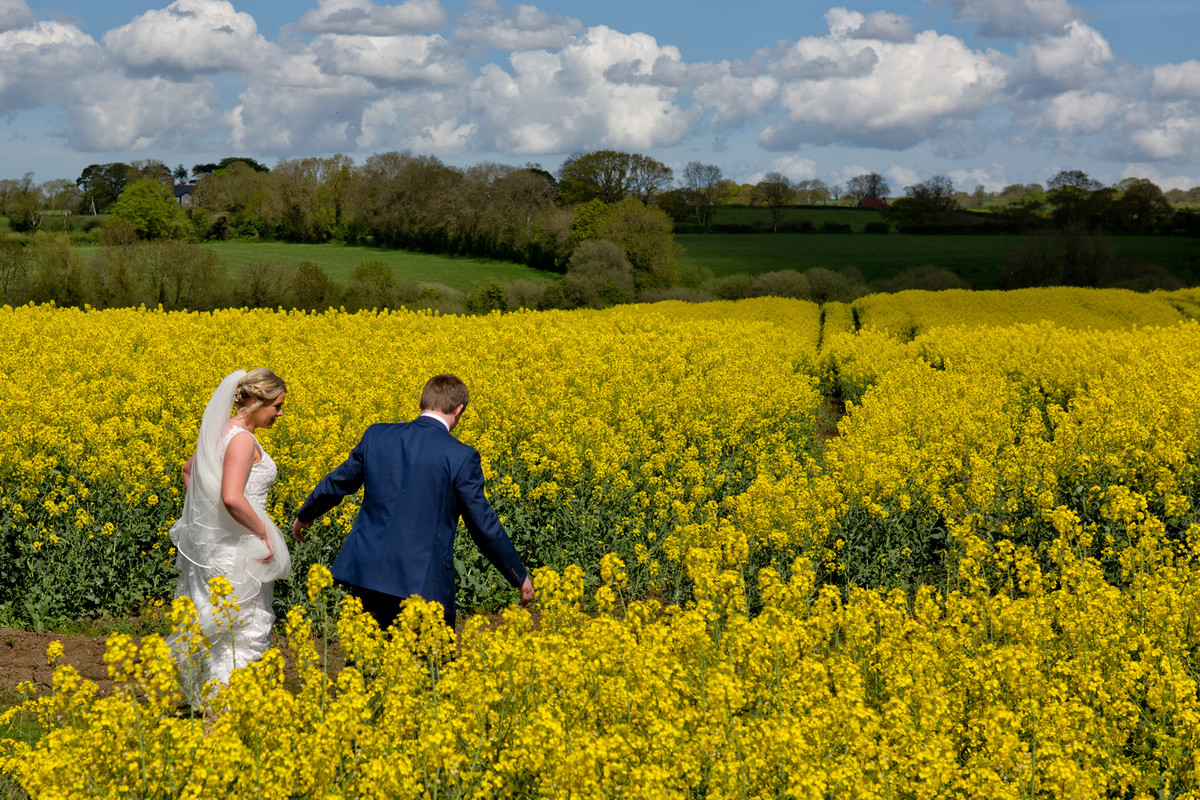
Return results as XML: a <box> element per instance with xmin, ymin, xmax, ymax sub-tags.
<box><xmin>296</xmin><ymin>416</ymin><xmax>527</xmax><ymax>626</ymax></box>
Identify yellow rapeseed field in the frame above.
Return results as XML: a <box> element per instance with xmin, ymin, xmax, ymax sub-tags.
<box><xmin>4</xmin><ymin>288</ymin><xmax>1200</xmax><ymax>797</ymax></box>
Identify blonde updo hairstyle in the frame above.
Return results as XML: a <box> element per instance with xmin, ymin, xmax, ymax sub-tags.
<box><xmin>233</xmin><ymin>368</ymin><xmax>287</xmax><ymax>413</ymax></box>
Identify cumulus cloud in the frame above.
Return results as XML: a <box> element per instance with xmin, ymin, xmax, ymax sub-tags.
<box><xmin>464</xmin><ymin>25</ymin><xmax>696</xmax><ymax>154</ymax></box>
<box><xmin>103</xmin><ymin>0</ymin><xmax>273</xmax><ymax>75</ymax></box>
<box><xmin>1115</xmin><ymin>101</ymin><xmax>1200</xmax><ymax>163</ymax></box>
<box><xmin>946</xmin><ymin>165</ymin><xmax>1007</xmax><ymax>191</ymax></box>
<box><xmin>0</xmin><ymin>0</ymin><xmax>33</xmax><ymax>32</ymax></box>
<box><xmin>294</xmin><ymin>0</ymin><xmax>448</xmax><ymax>35</ymax></box>
<box><xmin>847</xmin><ymin>10</ymin><xmax>915</xmax><ymax>43</ymax></box>
<box><xmin>944</xmin><ymin>0</ymin><xmax>1082</xmax><ymax>38</ymax></box>
<box><xmin>933</xmin><ymin>118</ymin><xmax>989</xmax><ymax>159</ymax></box>
<box><xmin>222</xmin><ymin>50</ymin><xmax>381</xmax><ymax>152</ymax></box>
<box><xmin>751</xmin><ymin>19</ymin><xmax>1006</xmax><ymax>151</ymax></box>
<box><xmin>763</xmin><ymin>155</ymin><xmax>818</xmax><ymax>183</ymax></box>
<box><xmin>0</xmin><ymin>20</ymin><xmax>100</xmax><ymax>111</ymax></box>
<box><xmin>888</xmin><ymin>164</ymin><xmax>922</xmax><ymax>190</ymax></box>
<box><xmin>1039</xmin><ymin>89</ymin><xmax>1120</xmax><ymax>135</ymax></box>
<box><xmin>1151</xmin><ymin>60</ymin><xmax>1200</xmax><ymax>100</ymax></box>
<box><xmin>1010</xmin><ymin>21</ymin><xmax>1113</xmax><ymax>97</ymax></box>
<box><xmin>307</xmin><ymin>32</ymin><xmax>467</xmax><ymax>86</ymax></box>
<box><xmin>1127</xmin><ymin>116</ymin><xmax>1200</xmax><ymax>163</ymax></box>
<box><xmin>456</xmin><ymin>2</ymin><xmax>581</xmax><ymax>51</ymax></box>
<box><xmin>692</xmin><ymin>72</ymin><xmax>779</xmax><ymax>128</ymax></box>
<box><xmin>63</xmin><ymin>72</ymin><xmax>221</xmax><ymax>151</ymax></box>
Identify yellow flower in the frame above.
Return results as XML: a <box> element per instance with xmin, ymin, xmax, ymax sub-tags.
<box><xmin>306</xmin><ymin>563</ymin><xmax>334</xmax><ymax>603</ymax></box>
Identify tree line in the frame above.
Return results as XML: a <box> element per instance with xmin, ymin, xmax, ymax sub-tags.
<box><xmin>3</xmin><ymin>150</ymin><xmax>1198</xmax><ymax>314</ymax></box>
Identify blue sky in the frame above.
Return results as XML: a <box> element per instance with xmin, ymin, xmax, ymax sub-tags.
<box><xmin>3</xmin><ymin>0</ymin><xmax>1199</xmax><ymax>192</ymax></box>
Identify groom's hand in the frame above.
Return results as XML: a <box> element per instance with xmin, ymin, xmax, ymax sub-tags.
<box><xmin>519</xmin><ymin>576</ymin><xmax>534</xmax><ymax>607</ymax></box>
<box><xmin>292</xmin><ymin>518</ymin><xmax>312</xmax><ymax>542</ymax></box>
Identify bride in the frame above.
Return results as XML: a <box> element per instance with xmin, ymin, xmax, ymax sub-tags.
<box><xmin>167</xmin><ymin>368</ymin><xmax>292</xmax><ymax>706</ymax></box>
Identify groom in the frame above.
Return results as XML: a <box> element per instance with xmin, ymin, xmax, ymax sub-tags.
<box><xmin>292</xmin><ymin>374</ymin><xmax>534</xmax><ymax>629</ymax></box>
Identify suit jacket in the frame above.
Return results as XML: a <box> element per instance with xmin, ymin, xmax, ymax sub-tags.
<box><xmin>296</xmin><ymin>416</ymin><xmax>527</xmax><ymax>624</ymax></box>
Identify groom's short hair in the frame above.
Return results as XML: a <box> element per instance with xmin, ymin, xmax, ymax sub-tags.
<box><xmin>420</xmin><ymin>374</ymin><xmax>470</xmax><ymax>413</ymax></box>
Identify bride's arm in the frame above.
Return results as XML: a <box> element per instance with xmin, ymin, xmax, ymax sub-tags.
<box><xmin>182</xmin><ymin>455</ymin><xmax>194</xmax><ymax>491</ymax></box>
<box><xmin>221</xmin><ymin>434</ymin><xmax>273</xmax><ymax>557</ymax></box>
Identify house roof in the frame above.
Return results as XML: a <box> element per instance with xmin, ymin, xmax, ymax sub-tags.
<box><xmin>173</xmin><ymin>184</ymin><xmax>195</xmax><ymax>198</ymax></box>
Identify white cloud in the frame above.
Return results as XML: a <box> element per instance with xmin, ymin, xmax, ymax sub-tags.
<box><xmin>692</xmin><ymin>71</ymin><xmax>779</xmax><ymax>128</ymax></box>
<box><xmin>849</xmin><ymin>11</ymin><xmax>915</xmax><ymax>43</ymax></box>
<box><xmin>308</xmin><ymin>32</ymin><xmax>467</xmax><ymax>85</ymax></box>
<box><xmin>765</xmin><ymin>155</ymin><xmax>818</xmax><ymax>183</ymax></box>
<box><xmin>223</xmin><ymin>51</ymin><xmax>380</xmax><ymax>152</ymax></box>
<box><xmin>456</xmin><ymin>3</ymin><xmax>581</xmax><ymax>51</ymax></box>
<box><xmin>103</xmin><ymin>0</ymin><xmax>273</xmax><ymax>75</ymax></box>
<box><xmin>464</xmin><ymin>26</ymin><xmax>696</xmax><ymax>154</ymax></box>
<box><xmin>933</xmin><ymin>118</ymin><xmax>989</xmax><ymax>159</ymax></box>
<box><xmin>945</xmin><ymin>0</ymin><xmax>1082</xmax><ymax>37</ymax></box>
<box><xmin>1116</xmin><ymin>163</ymin><xmax>1198</xmax><ymax>192</ymax></box>
<box><xmin>63</xmin><ymin>72</ymin><xmax>220</xmax><ymax>151</ymax></box>
<box><xmin>358</xmin><ymin>89</ymin><xmax>469</xmax><ymax>151</ymax></box>
<box><xmin>1151</xmin><ymin>60</ymin><xmax>1200</xmax><ymax>100</ymax></box>
<box><xmin>1039</xmin><ymin>90</ymin><xmax>1120</xmax><ymax>134</ymax></box>
<box><xmin>295</xmin><ymin>0</ymin><xmax>448</xmax><ymax>35</ymax></box>
<box><xmin>1125</xmin><ymin>108</ymin><xmax>1200</xmax><ymax>162</ymax></box>
<box><xmin>887</xmin><ymin>163</ymin><xmax>922</xmax><ymax>190</ymax></box>
<box><xmin>0</xmin><ymin>21</ymin><xmax>100</xmax><ymax>111</ymax></box>
<box><xmin>946</xmin><ymin>164</ymin><xmax>1007</xmax><ymax>191</ymax></box>
<box><xmin>0</xmin><ymin>0</ymin><xmax>33</xmax><ymax>32</ymax></box>
<box><xmin>1012</xmin><ymin>21</ymin><xmax>1113</xmax><ymax>96</ymax></box>
<box><xmin>755</xmin><ymin>25</ymin><xmax>1006</xmax><ymax>151</ymax></box>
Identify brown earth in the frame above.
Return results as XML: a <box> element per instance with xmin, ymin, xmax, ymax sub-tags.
<box><xmin>1</xmin><ymin>629</ymin><xmax>115</xmax><ymax>699</ymax></box>
<box><xmin>1</xmin><ymin>609</ymin><xmax>529</xmax><ymax>706</ymax></box>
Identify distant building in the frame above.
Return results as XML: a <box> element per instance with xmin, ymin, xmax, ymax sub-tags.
<box><xmin>174</xmin><ymin>183</ymin><xmax>196</xmax><ymax>208</ymax></box>
<box><xmin>857</xmin><ymin>198</ymin><xmax>887</xmax><ymax>209</ymax></box>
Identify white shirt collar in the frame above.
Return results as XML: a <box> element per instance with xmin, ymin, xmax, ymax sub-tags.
<box><xmin>419</xmin><ymin>411</ymin><xmax>451</xmax><ymax>432</ymax></box>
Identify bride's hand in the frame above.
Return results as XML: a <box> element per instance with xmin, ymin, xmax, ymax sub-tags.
<box><xmin>261</xmin><ymin>530</ymin><xmax>274</xmax><ymax>563</ymax></box>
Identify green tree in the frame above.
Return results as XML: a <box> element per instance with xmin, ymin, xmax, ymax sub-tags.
<box><xmin>28</xmin><ymin>233</ymin><xmax>89</xmax><ymax>306</ymax></box>
<box><xmin>568</xmin><ymin>198</ymin><xmax>610</xmax><ymax>249</ymax></box>
<box><xmin>561</xmin><ymin>239</ymin><xmax>635</xmax><ymax>307</ymax></box>
<box><xmin>344</xmin><ymin>260</ymin><xmax>396</xmax><ymax>310</ymax></box>
<box><xmin>76</xmin><ymin>163</ymin><xmax>131</xmax><ymax>215</ymax></box>
<box><xmin>628</xmin><ymin>153</ymin><xmax>673</xmax><ymax>204</ymax></box>
<box><xmin>128</xmin><ymin>159</ymin><xmax>172</xmax><ymax>184</ymax></box>
<box><xmin>681</xmin><ymin>161</ymin><xmax>723</xmax><ymax>226</ymax></box>
<box><xmin>1046</xmin><ymin>169</ymin><xmax>1103</xmax><ymax>227</ymax></box>
<box><xmin>216</xmin><ymin>157</ymin><xmax>270</xmax><ymax>173</ymax></box>
<box><xmin>846</xmin><ymin>172</ymin><xmax>890</xmax><ymax>202</ymax></box>
<box><xmin>557</xmin><ymin>150</ymin><xmax>639</xmax><ymax>204</ymax></box>
<box><xmin>794</xmin><ymin>178</ymin><xmax>831</xmax><ymax>206</ymax></box>
<box><xmin>751</xmin><ymin>172</ymin><xmax>794</xmax><ymax>232</ymax></box>
<box><xmin>592</xmin><ymin>197</ymin><xmax>681</xmax><ymax>289</ymax></box>
<box><xmin>288</xmin><ymin>261</ymin><xmax>339</xmax><ymax>311</ymax></box>
<box><xmin>143</xmin><ymin>241</ymin><xmax>225</xmax><ymax>309</ymax></box>
<box><xmin>904</xmin><ymin>175</ymin><xmax>957</xmax><ymax>211</ymax></box>
<box><xmin>109</xmin><ymin>179</ymin><xmax>186</xmax><ymax>239</ymax></box>
<box><xmin>1114</xmin><ymin>178</ymin><xmax>1170</xmax><ymax>232</ymax></box>
<box><xmin>193</xmin><ymin>161</ymin><xmax>272</xmax><ymax>239</ymax></box>
<box><xmin>0</xmin><ymin>234</ymin><xmax>30</xmax><ymax>303</ymax></box>
<box><xmin>2</xmin><ymin>172</ymin><xmax>42</xmax><ymax>233</ymax></box>
<box><xmin>351</xmin><ymin>151</ymin><xmax>463</xmax><ymax>250</ymax></box>
<box><xmin>268</xmin><ymin>155</ymin><xmax>358</xmax><ymax>242</ymax></box>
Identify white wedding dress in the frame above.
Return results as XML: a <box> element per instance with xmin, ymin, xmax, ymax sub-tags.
<box><xmin>167</xmin><ymin>371</ymin><xmax>291</xmax><ymax>707</ymax></box>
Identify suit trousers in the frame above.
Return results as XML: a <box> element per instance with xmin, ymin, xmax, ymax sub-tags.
<box><xmin>340</xmin><ymin>581</ymin><xmax>404</xmax><ymax>631</ymax></box>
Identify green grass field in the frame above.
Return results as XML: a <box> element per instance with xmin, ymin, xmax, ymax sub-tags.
<box><xmin>72</xmin><ymin>242</ymin><xmax>557</xmax><ymax>292</ymax></box>
<box><xmin>704</xmin><ymin>204</ymin><xmax>885</xmax><ymax>231</ymax></box>
<box><xmin>678</xmin><ymin>233</ymin><xmax>1199</xmax><ymax>289</ymax></box>
<box><xmin>199</xmin><ymin>242</ymin><xmax>557</xmax><ymax>289</ymax></box>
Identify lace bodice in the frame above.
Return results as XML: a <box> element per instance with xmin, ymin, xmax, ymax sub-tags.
<box><xmin>220</xmin><ymin>425</ymin><xmax>277</xmax><ymax>510</ymax></box>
